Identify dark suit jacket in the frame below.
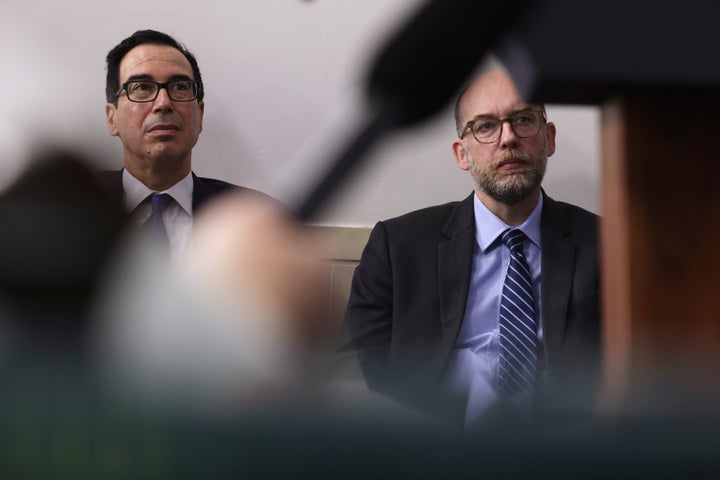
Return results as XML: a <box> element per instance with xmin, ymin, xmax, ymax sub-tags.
<box><xmin>97</xmin><ymin>170</ymin><xmax>247</xmax><ymax>214</ymax></box>
<box><xmin>341</xmin><ymin>191</ymin><xmax>601</xmax><ymax>424</ymax></box>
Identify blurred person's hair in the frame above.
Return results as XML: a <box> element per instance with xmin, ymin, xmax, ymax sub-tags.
<box><xmin>0</xmin><ymin>148</ymin><xmax>128</xmax><ymax>344</ymax></box>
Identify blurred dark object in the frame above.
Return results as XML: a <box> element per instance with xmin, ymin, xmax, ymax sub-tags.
<box><xmin>297</xmin><ymin>0</ymin><xmax>536</xmax><ymax>219</ymax></box>
<box><xmin>493</xmin><ymin>0</ymin><xmax>720</xmax><ymax>426</ymax></box>
<box><xmin>497</xmin><ymin>0</ymin><xmax>720</xmax><ymax>104</ymax></box>
<box><xmin>0</xmin><ymin>149</ymin><xmax>128</xmax><ymax>344</ymax></box>
<box><xmin>365</xmin><ymin>0</ymin><xmax>536</xmax><ymax>127</ymax></box>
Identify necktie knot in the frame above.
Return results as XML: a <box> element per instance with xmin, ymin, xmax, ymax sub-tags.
<box><xmin>150</xmin><ymin>193</ymin><xmax>173</xmax><ymax>216</ymax></box>
<box><xmin>501</xmin><ymin>228</ymin><xmax>526</xmax><ymax>254</ymax></box>
<box><xmin>143</xmin><ymin>193</ymin><xmax>173</xmax><ymax>251</ymax></box>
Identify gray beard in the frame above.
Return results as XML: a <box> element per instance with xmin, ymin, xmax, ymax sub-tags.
<box><xmin>469</xmin><ymin>150</ymin><xmax>547</xmax><ymax>206</ymax></box>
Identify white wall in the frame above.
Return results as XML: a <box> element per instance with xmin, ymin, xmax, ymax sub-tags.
<box><xmin>0</xmin><ymin>0</ymin><xmax>600</xmax><ymax>226</ymax></box>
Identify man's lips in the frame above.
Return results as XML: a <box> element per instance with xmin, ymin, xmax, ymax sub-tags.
<box><xmin>147</xmin><ymin>123</ymin><xmax>180</xmax><ymax>134</ymax></box>
<box><xmin>497</xmin><ymin>158</ymin><xmax>528</xmax><ymax>170</ymax></box>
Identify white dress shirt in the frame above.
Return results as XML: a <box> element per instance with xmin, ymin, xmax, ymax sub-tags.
<box><xmin>122</xmin><ymin>169</ymin><xmax>194</xmax><ymax>264</ymax></box>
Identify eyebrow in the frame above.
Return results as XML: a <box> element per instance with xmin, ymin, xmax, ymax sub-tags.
<box><xmin>123</xmin><ymin>73</ymin><xmax>194</xmax><ymax>83</ymax></box>
<box><xmin>471</xmin><ymin>106</ymin><xmax>539</xmax><ymax>119</ymax></box>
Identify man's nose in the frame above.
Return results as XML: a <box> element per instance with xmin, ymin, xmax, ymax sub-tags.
<box><xmin>499</xmin><ymin>119</ymin><xmax>518</xmax><ymax>148</ymax></box>
<box><xmin>152</xmin><ymin>87</ymin><xmax>174</xmax><ymax>111</ymax></box>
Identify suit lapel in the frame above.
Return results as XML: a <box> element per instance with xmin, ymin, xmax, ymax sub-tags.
<box><xmin>191</xmin><ymin>173</ymin><xmax>206</xmax><ymax>212</ymax></box>
<box><xmin>540</xmin><ymin>193</ymin><xmax>575</xmax><ymax>368</ymax></box>
<box><xmin>437</xmin><ymin>193</ymin><xmax>476</xmax><ymax>365</ymax></box>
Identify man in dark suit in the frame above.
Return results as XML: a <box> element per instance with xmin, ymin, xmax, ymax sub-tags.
<box><xmin>101</xmin><ymin>30</ymin><xmax>259</xmax><ymax>261</ymax></box>
<box><xmin>341</xmin><ymin>70</ymin><xmax>600</xmax><ymax>429</ymax></box>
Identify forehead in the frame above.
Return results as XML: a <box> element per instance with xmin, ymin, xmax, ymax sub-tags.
<box><xmin>461</xmin><ymin>70</ymin><xmax>528</xmax><ymax>120</ymax></box>
<box><xmin>119</xmin><ymin>43</ymin><xmax>194</xmax><ymax>81</ymax></box>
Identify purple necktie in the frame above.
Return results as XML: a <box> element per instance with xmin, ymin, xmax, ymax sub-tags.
<box><xmin>145</xmin><ymin>193</ymin><xmax>173</xmax><ymax>248</ymax></box>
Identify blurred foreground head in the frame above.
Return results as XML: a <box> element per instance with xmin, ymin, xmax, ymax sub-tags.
<box><xmin>0</xmin><ymin>149</ymin><xmax>128</xmax><ymax>347</ymax></box>
<box><xmin>94</xmin><ymin>189</ymin><xmax>333</xmax><ymax>416</ymax></box>
<box><xmin>0</xmin><ymin>146</ymin><xmax>333</xmax><ymax>416</ymax></box>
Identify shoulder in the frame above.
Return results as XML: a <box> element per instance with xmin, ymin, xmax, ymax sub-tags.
<box><xmin>192</xmin><ymin>174</ymin><xmax>256</xmax><ymax>200</ymax></box>
<box><xmin>380</xmin><ymin>199</ymin><xmax>464</xmax><ymax>233</ymax></box>
<box><xmin>553</xmin><ymin>199</ymin><xmax>598</xmax><ymax>221</ymax></box>
<box><xmin>192</xmin><ymin>174</ymin><xmax>274</xmax><ymax>198</ymax></box>
<box><xmin>192</xmin><ymin>175</ymin><xmax>237</xmax><ymax>193</ymax></box>
<box><xmin>375</xmin><ymin>192</ymin><xmax>475</xmax><ymax>242</ymax></box>
<box><xmin>192</xmin><ymin>174</ymin><xmax>282</xmax><ymax>212</ymax></box>
<box><xmin>542</xmin><ymin>193</ymin><xmax>600</xmax><ymax>241</ymax></box>
<box><xmin>360</xmin><ymin>198</ymin><xmax>471</xmax><ymax>256</ymax></box>
<box><xmin>559</xmin><ymin>201</ymin><xmax>598</xmax><ymax>226</ymax></box>
<box><xmin>380</xmin><ymin>197</ymin><xmax>473</xmax><ymax>228</ymax></box>
<box><xmin>386</xmin><ymin>201</ymin><xmax>461</xmax><ymax>224</ymax></box>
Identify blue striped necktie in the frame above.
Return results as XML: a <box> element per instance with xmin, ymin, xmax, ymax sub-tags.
<box><xmin>498</xmin><ymin>228</ymin><xmax>538</xmax><ymax>397</ymax></box>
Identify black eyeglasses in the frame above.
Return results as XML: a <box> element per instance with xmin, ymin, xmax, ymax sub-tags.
<box><xmin>460</xmin><ymin>109</ymin><xmax>546</xmax><ymax>144</ymax></box>
<box><xmin>115</xmin><ymin>80</ymin><xmax>201</xmax><ymax>103</ymax></box>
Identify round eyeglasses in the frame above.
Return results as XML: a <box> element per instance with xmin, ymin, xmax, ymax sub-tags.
<box><xmin>116</xmin><ymin>80</ymin><xmax>201</xmax><ymax>103</ymax></box>
<box><xmin>460</xmin><ymin>109</ymin><xmax>546</xmax><ymax>144</ymax></box>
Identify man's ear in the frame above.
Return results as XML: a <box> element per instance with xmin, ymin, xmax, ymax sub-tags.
<box><xmin>452</xmin><ymin>139</ymin><xmax>471</xmax><ymax>171</ymax></box>
<box><xmin>545</xmin><ymin>121</ymin><xmax>556</xmax><ymax>157</ymax></box>
<box><xmin>198</xmin><ymin>100</ymin><xmax>205</xmax><ymax>133</ymax></box>
<box><xmin>105</xmin><ymin>103</ymin><xmax>119</xmax><ymax>136</ymax></box>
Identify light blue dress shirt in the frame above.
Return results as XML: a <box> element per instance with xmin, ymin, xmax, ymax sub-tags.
<box><xmin>447</xmin><ymin>193</ymin><xmax>543</xmax><ymax>427</ymax></box>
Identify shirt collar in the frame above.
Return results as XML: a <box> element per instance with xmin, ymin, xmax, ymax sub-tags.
<box><xmin>473</xmin><ymin>192</ymin><xmax>543</xmax><ymax>253</ymax></box>
<box><xmin>122</xmin><ymin>169</ymin><xmax>194</xmax><ymax>215</ymax></box>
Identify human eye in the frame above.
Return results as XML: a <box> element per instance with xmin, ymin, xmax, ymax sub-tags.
<box><xmin>512</xmin><ymin>111</ymin><xmax>537</xmax><ymax>126</ymax></box>
<box><xmin>129</xmin><ymin>81</ymin><xmax>155</xmax><ymax>93</ymax></box>
<box><xmin>125</xmin><ymin>81</ymin><xmax>158</xmax><ymax>101</ymax></box>
<box><xmin>473</xmin><ymin>117</ymin><xmax>499</xmax><ymax>134</ymax></box>
<box><xmin>171</xmin><ymin>81</ymin><xmax>192</xmax><ymax>92</ymax></box>
<box><xmin>168</xmin><ymin>80</ymin><xmax>197</xmax><ymax>100</ymax></box>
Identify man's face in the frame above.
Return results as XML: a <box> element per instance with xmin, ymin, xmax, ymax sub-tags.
<box><xmin>105</xmin><ymin>43</ymin><xmax>204</xmax><ymax>177</ymax></box>
<box><xmin>452</xmin><ymin>70</ymin><xmax>556</xmax><ymax>206</ymax></box>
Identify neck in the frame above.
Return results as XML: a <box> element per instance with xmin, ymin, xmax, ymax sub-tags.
<box><xmin>475</xmin><ymin>188</ymin><xmax>541</xmax><ymax>226</ymax></box>
<box><xmin>125</xmin><ymin>158</ymin><xmax>191</xmax><ymax>191</ymax></box>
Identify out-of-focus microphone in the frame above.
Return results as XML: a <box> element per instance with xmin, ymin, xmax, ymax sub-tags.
<box><xmin>296</xmin><ymin>0</ymin><xmax>536</xmax><ymax>220</ymax></box>
<box><xmin>366</xmin><ymin>0</ymin><xmax>535</xmax><ymax>128</ymax></box>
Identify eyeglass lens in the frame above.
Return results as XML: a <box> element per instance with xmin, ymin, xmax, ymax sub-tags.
<box><xmin>125</xmin><ymin>81</ymin><xmax>197</xmax><ymax>102</ymax></box>
<box><xmin>471</xmin><ymin>111</ymin><xmax>542</xmax><ymax>142</ymax></box>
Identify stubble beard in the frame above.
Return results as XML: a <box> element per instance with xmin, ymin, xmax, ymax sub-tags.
<box><xmin>468</xmin><ymin>149</ymin><xmax>547</xmax><ymax>206</ymax></box>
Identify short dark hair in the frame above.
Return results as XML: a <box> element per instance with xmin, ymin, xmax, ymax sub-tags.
<box><xmin>105</xmin><ymin>29</ymin><xmax>204</xmax><ymax>105</ymax></box>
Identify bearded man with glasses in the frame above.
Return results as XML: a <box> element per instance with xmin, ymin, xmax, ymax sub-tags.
<box><xmin>340</xmin><ymin>69</ymin><xmax>601</xmax><ymax>431</ymax></box>
<box><xmin>101</xmin><ymin>30</ymin><xmax>263</xmax><ymax>263</ymax></box>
